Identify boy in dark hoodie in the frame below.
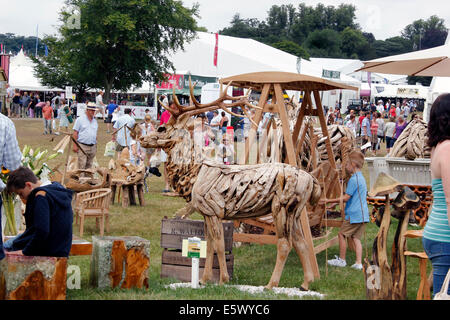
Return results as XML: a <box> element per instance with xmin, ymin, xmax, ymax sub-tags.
<box><xmin>4</xmin><ymin>167</ymin><xmax>73</xmax><ymax>257</ymax></box>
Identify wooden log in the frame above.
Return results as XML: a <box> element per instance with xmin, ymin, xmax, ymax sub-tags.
<box><xmin>364</xmin><ymin>195</ymin><xmax>393</xmax><ymax>300</ymax></box>
<box><xmin>0</xmin><ymin>252</ymin><xmax>67</xmax><ymax>300</ymax></box>
<box><xmin>89</xmin><ymin>236</ymin><xmax>150</xmax><ymax>289</ymax></box>
<box><xmin>391</xmin><ymin>210</ymin><xmax>410</xmax><ymax>300</ymax></box>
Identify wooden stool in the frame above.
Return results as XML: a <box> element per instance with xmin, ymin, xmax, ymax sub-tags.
<box><xmin>111</xmin><ymin>180</ymin><xmax>145</xmax><ymax>208</ymax></box>
<box><xmin>0</xmin><ymin>252</ymin><xmax>67</xmax><ymax>300</ymax></box>
<box><xmin>89</xmin><ymin>236</ymin><xmax>150</xmax><ymax>289</ymax></box>
<box><xmin>404</xmin><ymin>251</ymin><xmax>431</xmax><ymax>300</ymax></box>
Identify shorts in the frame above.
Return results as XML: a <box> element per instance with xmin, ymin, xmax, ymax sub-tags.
<box><xmin>106</xmin><ymin>114</ymin><xmax>113</xmax><ymax>123</ymax></box>
<box><xmin>339</xmin><ymin>220</ymin><xmax>366</xmax><ymax>240</ymax></box>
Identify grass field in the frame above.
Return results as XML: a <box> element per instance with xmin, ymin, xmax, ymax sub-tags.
<box><xmin>11</xmin><ymin>118</ymin><xmax>428</xmax><ymax>300</ymax></box>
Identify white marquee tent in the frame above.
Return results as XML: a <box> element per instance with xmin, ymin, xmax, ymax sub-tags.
<box><xmin>9</xmin><ymin>49</ymin><xmax>61</xmax><ymax>92</ymax></box>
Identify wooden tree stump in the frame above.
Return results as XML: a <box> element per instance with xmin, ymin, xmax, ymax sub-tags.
<box><xmin>0</xmin><ymin>252</ymin><xmax>67</xmax><ymax>300</ymax></box>
<box><xmin>89</xmin><ymin>236</ymin><xmax>150</xmax><ymax>289</ymax></box>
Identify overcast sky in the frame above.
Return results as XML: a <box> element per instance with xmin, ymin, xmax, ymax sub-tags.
<box><xmin>1</xmin><ymin>0</ymin><xmax>449</xmax><ymax>40</ymax></box>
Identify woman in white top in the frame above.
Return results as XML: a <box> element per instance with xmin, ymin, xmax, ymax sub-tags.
<box><xmin>384</xmin><ymin>117</ymin><xmax>396</xmax><ymax>154</ymax></box>
<box><xmin>345</xmin><ymin>114</ymin><xmax>357</xmax><ymax>137</ymax></box>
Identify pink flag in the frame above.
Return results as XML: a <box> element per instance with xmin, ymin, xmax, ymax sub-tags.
<box><xmin>213</xmin><ymin>33</ymin><xmax>219</xmax><ymax>67</ymax></box>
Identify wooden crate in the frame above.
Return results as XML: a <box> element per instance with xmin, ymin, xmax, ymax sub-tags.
<box><xmin>160</xmin><ymin>218</ymin><xmax>234</xmax><ymax>253</ymax></box>
<box><xmin>160</xmin><ymin>218</ymin><xmax>234</xmax><ymax>283</ymax></box>
<box><xmin>161</xmin><ymin>250</ymin><xmax>234</xmax><ymax>283</ymax></box>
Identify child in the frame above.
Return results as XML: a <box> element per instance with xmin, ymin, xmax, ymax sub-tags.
<box><xmin>322</xmin><ymin>150</ymin><xmax>370</xmax><ymax>270</ymax></box>
<box><xmin>129</xmin><ymin>124</ymin><xmax>144</xmax><ymax>165</ymax></box>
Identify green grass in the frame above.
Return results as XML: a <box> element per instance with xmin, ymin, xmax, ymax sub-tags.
<box><xmin>12</xmin><ymin>118</ymin><xmax>429</xmax><ymax>300</ymax></box>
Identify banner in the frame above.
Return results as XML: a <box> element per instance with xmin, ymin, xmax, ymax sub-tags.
<box><xmin>214</xmin><ymin>33</ymin><xmax>219</xmax><ymax>67</ymax></box>
<box><xmin>77</xmin><ymin>104</ymin><xmax>157</xmax><ymax>120</ymax></box>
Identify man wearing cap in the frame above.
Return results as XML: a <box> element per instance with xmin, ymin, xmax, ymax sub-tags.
<box><xmin>72</xmin><ymin>104</ymin><xmax>98</xmax><ymax>170</ymax></box>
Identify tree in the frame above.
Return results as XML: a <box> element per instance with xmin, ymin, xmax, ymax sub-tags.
<box><xmin>340</xmin><ymin>27</ymin><xmax>369</xmax><ymax>59</ymax></box>
<box><xmin>402</xmin><ymin>15</ymin><xmax>448</xmax><ymax>50</ymax></box>
<box><xmin>271</xmin><ymin>40</ymin><xmax>310</xmax><ymax>59</ymax></box>
<box><xmin>35</xmin><ymin>0</ymin><xmax>199</xmax><ymax>102</ymax></box>
<box><xmin>304</xmin><ymin>29</ymin><xmax>342</xmax><ymax>58</ymax></box>
<box><xmin>32</xmin><ymin>36</ymin><xmax>93</xmax><ymax>100</ymax></box>
<box><xmin>372</xmin><ymin>37</ymin><xmax>413</xmax><ymax>58</ymax></box>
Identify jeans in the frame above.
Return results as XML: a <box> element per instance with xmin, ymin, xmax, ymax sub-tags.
<box><xmin>44</xmin><ymin>118</ymin><xmax>52</xmax><ymax>134</ymax></box>
<box><xmin>35</xmin><ymin>107</ymin><xmax>42</xmax><ymax>118</ymax></box>
<box><xmin>423</xmin><ymin>238</ymin><xmax>450</xmax><ymax>296</ymax></box>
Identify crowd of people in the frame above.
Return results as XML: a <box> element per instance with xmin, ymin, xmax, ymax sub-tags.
<box><xmin>325</xmin><ymin>98</ymin><xmax>420</xmax><ymax>156</ymax></box>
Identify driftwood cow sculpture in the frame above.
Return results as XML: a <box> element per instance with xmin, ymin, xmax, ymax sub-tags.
<box><xmin>140</xmin><ymin>84</ymin><xmax>322</xmax><ymax>290</ymax></box>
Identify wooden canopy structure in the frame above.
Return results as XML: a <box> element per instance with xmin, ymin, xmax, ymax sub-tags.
<box><xmin>220</xmin><ymin>71</ymin><xmax>359</xmax><ymax>279</ymax></box>
<box><xmin>220</xmin><ymin>71</ymin><xmax>358</xmax><ymax>168</ymax></box>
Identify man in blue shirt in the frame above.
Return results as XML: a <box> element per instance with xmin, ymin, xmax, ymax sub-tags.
<box><xmin>73</xmin><ymin>104</ymin><xmax>98</xmax><ymax>170</ymax></box>
<box><xmin>321</xmin><ymin>150</ymin><xmax>369</xmax><ymax>270</ymax></box>
<box><xmin>106</xmin><ymin>100</ymin><xmax>118</xmax><ymax>133</ymax></box>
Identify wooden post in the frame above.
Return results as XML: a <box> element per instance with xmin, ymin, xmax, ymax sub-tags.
<box><xmin>292</xmin><ymin>90</ymin><xmax>310</xmax><ymax>147</ymax></box>
<box><xmin>312</xmin><ymin>90</ymin><xmax>336</xmax><ymax>169</ymax></box>
<box><xmin>300</xmin><ymin>208</ymin><xmax>320</xmax><ymax>280</ymax></box>
<box><xmin>273</xmin><ymin>84</ymin><xmax>297</xmax><ymax>166</ymax></box>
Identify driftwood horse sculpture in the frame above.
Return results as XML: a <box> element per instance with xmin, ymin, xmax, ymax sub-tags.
<box><xmin>140</xmin><ymin>84</ymin><xmax>322</xmax><ymax>290</ymax></box>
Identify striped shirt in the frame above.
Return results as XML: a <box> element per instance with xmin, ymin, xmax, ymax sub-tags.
<box><xmin>0</xmin><ymin>114</ymin><xmax>23</xmax><ymax>191</ymax></box>
<box><xmin>423</xmin><ymin>179</ymin><xmax>450</xmax><ymax>243</ymax></box>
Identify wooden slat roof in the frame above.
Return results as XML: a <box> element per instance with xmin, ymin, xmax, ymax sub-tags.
<box><xmin>219</xmin><ymin>71</ymin><xmax>358</xmax><ymax>92</ymax></box>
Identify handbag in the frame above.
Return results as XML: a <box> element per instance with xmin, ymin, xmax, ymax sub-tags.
<box><xmin>434</xmin><ymin>268</ymin><xmax>450</xmax><ymax>300</ymax></box>
<box><xmin>104</xmin><ymin>141</ymin><xmax>116</xmax><ymax>158</ymax></box>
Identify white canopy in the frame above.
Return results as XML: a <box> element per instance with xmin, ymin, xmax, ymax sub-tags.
<box><xmin>9</xmin><ymin>49</ymin><xmax>62</xmax><ymax>91</ymax></box>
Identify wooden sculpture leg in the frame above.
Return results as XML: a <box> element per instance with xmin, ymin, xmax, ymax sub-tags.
<box><xmin>292</xmin><ymin>216</ymin><xmax>314</xmax><ymax>291</ymax></box>
<box><xmin>202</xmin><ymin>215</ymin><xmax>230</xmax><ymax>285</ymax></box>
<box><xmin>201</xmin><ymin>216</ymin><xmax>215</xmax><ymax>284</ymax></box>
<box><xmin>266</xmin><ymin>205</ymin><xmax>291</xmax><ymax>289</ymax></box>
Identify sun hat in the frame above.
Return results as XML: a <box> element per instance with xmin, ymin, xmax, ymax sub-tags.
<box><xmin>86</xmin><ymin>102</ymin><xmax>97</xmax><ymax>111</ymax></box>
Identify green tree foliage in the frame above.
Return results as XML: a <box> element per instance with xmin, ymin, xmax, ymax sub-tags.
<box><xmin>0</xmin><ymin>33</ymin><xmax>45</xmax><ymax>56</ymax></box>
<box><xmin>271</xmin><ymin>40</ymin><xmax>310</xmax><ymax>59</ymax></box>
<box><xmin>34</xmin><ymin>0</ymin><xmax>199</xmax><ymax>101</ymax></box>
<box><xmin>304</xmin><ymin>29</ymin><xmax>342</xmax><ymax>58</ymax></box>
<box><xmin>218</xmin><ymin>2</ymin><xmax>447</xmax><ymax>63</ymax></box>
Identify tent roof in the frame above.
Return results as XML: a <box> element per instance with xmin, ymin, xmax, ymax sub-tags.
<box><xmin>168</xmin><ymin>32</ymin><xmax>299</xmax><ymax>77</ymax></box>
<box><xmin>219</xmin><ymin>71</ymin><xmax>359</xmax><ymax>92</ymax></box>
<box><xmin>357</xmin><ymin>43</ymin><xmax>450</xmax><ymax>77</ymax></box>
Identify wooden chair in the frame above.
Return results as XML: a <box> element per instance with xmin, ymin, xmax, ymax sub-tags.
<box><xmin>403</xmin><ymin>229</ymin><xmax>431</xmax><ymax>300</ymax></box>
<box><xmin>74</xmin><ymin>188</ymin><xmax>112</xmax><ymax>238</ymax></box>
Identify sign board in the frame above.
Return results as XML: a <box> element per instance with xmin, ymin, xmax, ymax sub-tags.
<box><xmin>65</xmin><ymin>86</ymin><xmax>73</xmax><ymax>99</ymax></box>
<box><xmin>77</xmin><ymin>103</ymin><xmax>155</xmax><ymax>120</ymax></box>
<box><xmin>182</xmin><ymin>237</ymin><xmax>207</xmax><ymax>259</ymax></box>
<box><xmin>397</xmin><ymin>88</ymin><xmax>419</xmax><ymax>96</ymax></box>
<box><xmin>322</xmin><ymin>69</ymin><xmax>341</xmax><ymax>79</ymax></box>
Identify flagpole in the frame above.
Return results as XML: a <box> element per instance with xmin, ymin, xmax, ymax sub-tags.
<box><xmin>35</xmin><ymin>24</ymin><xmax>39</xmax><ymax>56</ymax></box>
